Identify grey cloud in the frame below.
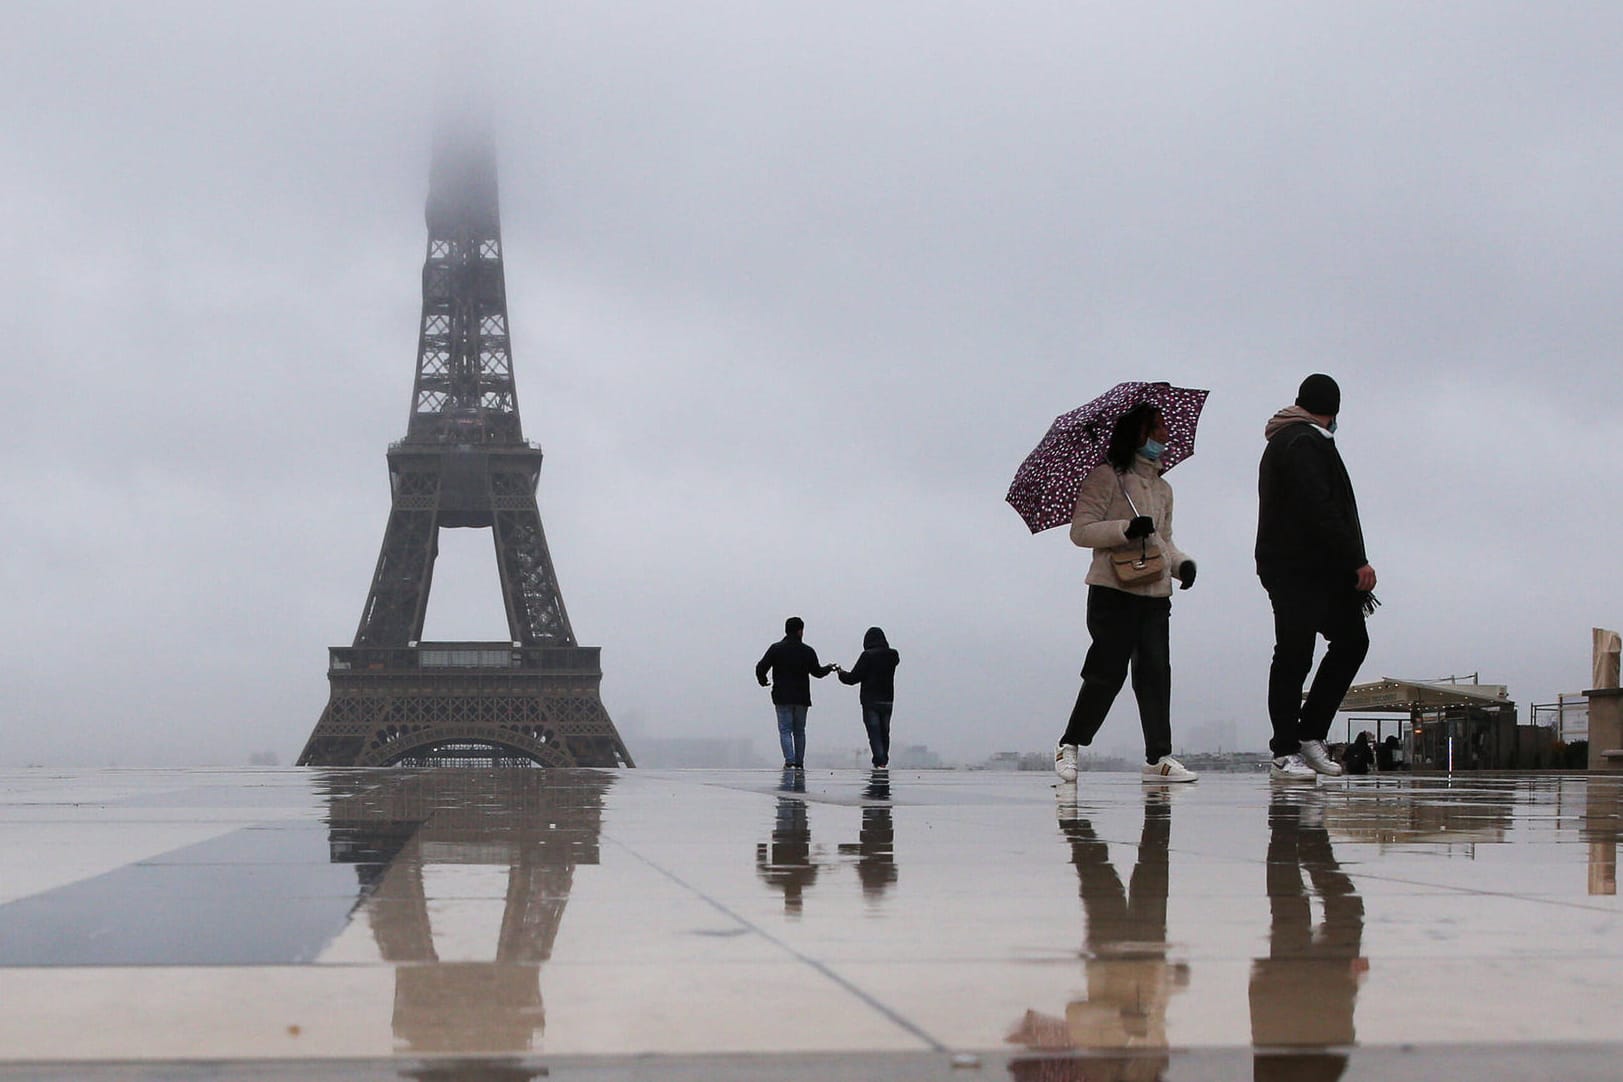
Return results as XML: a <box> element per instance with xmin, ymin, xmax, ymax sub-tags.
<box><xmin>3</xmin><ymin>2</ymin><xmax>1621</xmax><ymax>766</ymax></box>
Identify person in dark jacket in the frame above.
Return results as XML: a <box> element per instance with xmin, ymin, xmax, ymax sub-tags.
<box><xmin>756</xmin><ymin>616</ymin><xmax>835</xmax><ymax>769</ymax></box>
<box><xmin>837</xmin><ymin>627</ymin><xmax>901</xmax><ymax>767</ymax></box>
<box><xmin>1256</xmin><ymin>374</ymin><xmax>1377</xmax><ymax>782</ymax></box>
<box><xmin>1342</xmin><ymin>731</ymin><xmax>1374</xmax><ymax>776</ymax></box>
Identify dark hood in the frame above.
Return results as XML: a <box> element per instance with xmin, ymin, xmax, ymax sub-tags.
<box><xmin>863</xmin><ymin>627</ymin><xmax>889</xmax><ymax>650</ymax></box>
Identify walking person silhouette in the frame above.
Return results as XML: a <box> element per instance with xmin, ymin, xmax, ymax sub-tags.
<box><xmin>836</xmin><ymin>627</ymin><xmax>900</xmax><ymax>768</ymax></box>
<box><xmin>755</xmin><ymin>616</ymin><xmax>835</xmax><ymax>770</ymax></box>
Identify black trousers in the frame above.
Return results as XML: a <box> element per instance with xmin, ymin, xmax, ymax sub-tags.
<box><xmin>1061</xmin><ymin>585</ymin><xmax>1173</xmax><ymax>763</ymax></box>
<box><xmin>1265</xmin><ymin>581</ymin><xmax>1369</xmax><ymax>757</ymax></box>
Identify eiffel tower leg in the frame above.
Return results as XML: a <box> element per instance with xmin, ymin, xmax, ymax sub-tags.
<box><xmin>355</xmin><ymin>459</ymin><xmax>443</xmax><ymax>648</ymax></box>
<box><xmin>490</xmin><ymin>466</ymin><xmax>574</xmax><ymax>647</ymax></box>
<box><xmin>552</xmin><ymin>695</ymin><xmax>636</xmax><ymax>768</ymax></box>
<box><xmin>298</xmin><ymin>696</ymin><xmax>357</xmax><ymax>768</ymax></box>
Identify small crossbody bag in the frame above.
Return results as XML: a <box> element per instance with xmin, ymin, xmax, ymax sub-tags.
<box><xmin>1109</xmin><ymin>474</ymin><xmax>1166</xmax><ymax>585</ymax></box>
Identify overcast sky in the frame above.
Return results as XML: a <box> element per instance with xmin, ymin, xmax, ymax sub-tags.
<box><xmin>4</xmin><ymin>2</ymin><xmax>1621</xmax><ymax>767</ymax></box>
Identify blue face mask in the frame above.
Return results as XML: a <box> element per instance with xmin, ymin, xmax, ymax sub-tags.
<box><xmin>1327</xmin><ymin>419</ymin><xmax>1338</xmax><ymax>434</ymax></box>
<box><xmin>1139</xmin><ymin>438</ymin><xmax>1166</xmax><ymax>461</ymax></box>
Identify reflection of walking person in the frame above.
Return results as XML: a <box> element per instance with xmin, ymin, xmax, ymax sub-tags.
<box><xmin>1055</xmin><ymin>403</ymin><xmax>1199</xmax><ymax>785</ymax></box>
<box><xmin>755</xmin><ymin>789</ymin><xmax>819</xmax><ymax>916</ymax></box>
<box><xmin>755</xmin><ymin>616</ymin><xmax>835</xmax><ymax>770</ymax></box>
<box><xmin>837</xmin><ymin>768</ymin><xmax>898</xmax><ymax>902</ymax></box>
<box><xmin>1006</xmin><ymin>788</ymin><xmax>1187</xmax><ymax>1080</ymax></box>
<box><xmin>1256</xmin><ymin>375</ymin><xmax>1376</xmax><ymax>782</ymax></box>
<box><xmin>1250</xmin><ymin>790</ymin><xmax>1366</xmax><ymax>1080</ymax></box>
<box><xmin>836</xmin><ymin>627</ymin><xmax>900</xmax><ymax>768</ymax></box>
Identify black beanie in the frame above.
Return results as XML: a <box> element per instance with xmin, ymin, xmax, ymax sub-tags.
<box><xmin>1296</xmin><ymin>373</ymin><xmax>1341</xmax><ymax>416</ymax></box>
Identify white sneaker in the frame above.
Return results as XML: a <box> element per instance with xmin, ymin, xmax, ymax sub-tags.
<box><xmin>1299</xmin><ymin>740</ymin><xmax>1344</xmax><ymax>777</ymax></box>
<box><xmin>1054</xmin><ymin>742</ymin><xmax>1078</xmax><ymax>783</ymax></box>
<box><xmin>1269</xmin><ymin>754</ymin><xmax>1318</xmax><ymax>782</ymax></box>
<box><xmin>1142</xmin><ymin>755</ymin><xmax>1197</xmax><ymax>783</ymax></box>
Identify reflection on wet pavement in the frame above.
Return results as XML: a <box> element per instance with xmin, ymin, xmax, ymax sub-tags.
<box><xmin>1250</xmin><ymin>789</ymin><xmax>1364</xmax><ymax>1081</ymax></box>
<box><xmin>756</xmin><ymin>773</ymin><xmax>820</xmax><ymax>916</ymax></box>
<box><xmin>1007</xmin><ymin>788</ymin><xmax>1185</xmax><ymax>1081</ymax></box>
<box><xmin>1584</xmin><ymin>778</ymin><xmax>1620</xmax><ymax>896</ymax></box>
<box><xmin>0</xmin><ymin>821</ymin><xmax>367</xmax><ymax>965</ymax></box>
<box><xmin>322</xmin><ymin>770</ymin><xmax>612</xmax><ymax>1057</ymax></box>
<box><xmin>838</xmin><ymin>770</ymin><xmax>899</xmax><ymax>903</ymax></box>
<box><xmin>4</xmin><ymin>769</ymin><xmax>1623</xmax><ymax>1078</ymax></box>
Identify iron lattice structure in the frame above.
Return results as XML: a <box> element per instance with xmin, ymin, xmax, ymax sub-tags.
<box><xmin>299</xmin><ymin>126</ymin><xmax>632</xmax><ymax>768</ymax></box>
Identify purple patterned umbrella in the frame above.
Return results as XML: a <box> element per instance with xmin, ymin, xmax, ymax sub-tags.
<box><xmin>1006</xmin><ymin>381</ymin><xmax>1209</xmax><ymax>534</ymax></box>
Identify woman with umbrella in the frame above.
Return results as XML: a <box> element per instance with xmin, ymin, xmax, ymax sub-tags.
<box><xmin>1058</xmin><ymin>400</ymin><xmax>1198</xmax><ymax>783</ymax></box>
<box><xmin>1009</xmin><ymin>385</ymin><xmax>1204</xmax><ymax>786</ymax></box>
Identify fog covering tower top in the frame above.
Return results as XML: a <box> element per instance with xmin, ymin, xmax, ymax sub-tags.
<box><xmin>407</xmin><ymin>122</ymin><xmax>523</xmax><ymax>446</ymax></box>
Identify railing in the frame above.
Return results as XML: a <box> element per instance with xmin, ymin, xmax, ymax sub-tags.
<box><xmin>388</xmin><ymin>435</ymin><xmax>541</xmax><ymax>451</ymax></box>
<box><xmin>330</xmin><ymin>643</ymin><xmax>600</xmax><ymax>674</ymax></box>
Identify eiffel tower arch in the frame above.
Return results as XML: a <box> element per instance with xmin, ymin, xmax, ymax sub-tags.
<box><xmin>298</xmin><ymin>123</ymin><xmax>632</xmax><ymax>768</ymax></box>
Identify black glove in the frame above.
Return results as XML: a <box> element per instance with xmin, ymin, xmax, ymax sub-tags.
<box><xmin>1124</xmin><ymin>516</ymin><xmax>1155</xmax><ymax>540</ymax></box>
<box><xmin>1177</xmin><ymin>560</ymin><xmax>1196</xmax><ymax>590</ymax></box>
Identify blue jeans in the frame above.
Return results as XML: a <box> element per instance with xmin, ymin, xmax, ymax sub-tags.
<box><xmin>862</xmin><ymin>703</ymin><xmax>893</xmax><ymax>766</ymax></box>
<box><xmin>775</xmin><ymin>704</ymin><xmax>808</xmax><ymax>766</ymax></box>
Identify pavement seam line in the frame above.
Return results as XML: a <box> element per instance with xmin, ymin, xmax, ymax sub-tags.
<box><xmin>606</xmin><ymin>832</ymin><xmax>948</xmax><ymax>1054</ymax></box>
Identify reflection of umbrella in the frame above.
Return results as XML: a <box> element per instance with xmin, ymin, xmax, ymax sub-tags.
<box><xmin>1006</xmin><ymin>381</ymin><xmax>1209</xmax><ymax>534</ymax></box>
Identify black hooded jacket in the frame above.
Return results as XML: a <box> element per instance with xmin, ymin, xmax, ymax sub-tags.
<box><xmin>838</xmin><ymin>627</ymin><xmax>900</xmax><ymax>705</ymax></box>
<box><xmin>1255</xmin><ymin>421</ymin><xmax>1367</xmax><ymax>589</ymax></box>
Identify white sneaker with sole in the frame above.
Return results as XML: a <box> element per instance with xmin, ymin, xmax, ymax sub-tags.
<box><xmin>1054</xmin><ymin>743</ymin><xmax>1078</xmax><ymax>783</ymax></box>
<box><xmin>1142</xmin><ymin>755</ymin><xmax>1197</xmax><ymax>783</ymax></box>
<box><xmin>1269</xmin><ymin>754</ymin><xmax>1318</xmax><ymax>782</ymax></box>
<box><xmin>1299</xmin><ymin>739</ymin><xmax>1344</xmax><ymax>777</ymax></box>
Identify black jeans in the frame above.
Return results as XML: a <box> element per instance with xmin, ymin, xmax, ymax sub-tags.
<box><xmin>1061</xmin><ymin>585</ymin><xmax>1173</xmax><ymax>763</ymax></box>
<box><xmin>1265</xmin><ymin>581</ymin><xmax>1369</xmax><ymax>757</ymax></box>
<box><xmin>861</xmin><ymin>703</ymin><xmax>893</xmax><ymax>766</ymax></box>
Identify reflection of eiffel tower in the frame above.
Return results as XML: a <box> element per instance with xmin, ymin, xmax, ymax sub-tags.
<box><xmin>298</xmin><ymin>118</ymin><xmax>631</xmax><ymax>768</ymax></box>
<box><xmin>324</xmin><ymin>769</ymin><xmax>612</xmax><ymax>1059</ymax></box>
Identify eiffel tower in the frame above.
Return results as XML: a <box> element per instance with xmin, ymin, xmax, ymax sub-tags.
<box><xmin>298</xmin><ymin>123</ymin><xmax>633</xmax><ymax>768</ymax></box>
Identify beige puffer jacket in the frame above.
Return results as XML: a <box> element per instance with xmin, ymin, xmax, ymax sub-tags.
<box><xmin>1069</xmin><ymin>457</ymin><xmax>1192</xmax><ymax>599</ymax></box>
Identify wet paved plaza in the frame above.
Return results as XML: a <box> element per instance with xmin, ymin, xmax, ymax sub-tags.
<box><xmin>1</xmin><ymin>766</ymin><xmax>1621</xmax><ymax>1079</ymax></box>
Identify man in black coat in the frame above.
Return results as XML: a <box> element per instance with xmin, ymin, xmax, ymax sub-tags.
<box><xmin>1256</xmin><ymin>374</ymin><xmax>1377</xmax><ymax>781</ymax></box>
<box><xmin>756</xmin><ymin>616</ymin><xmax>834</xmax><ymax>769</ymax></box>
